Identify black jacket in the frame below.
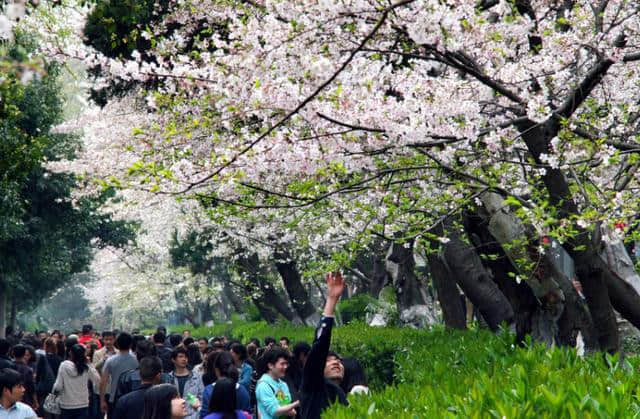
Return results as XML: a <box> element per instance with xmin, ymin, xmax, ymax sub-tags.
<box><xmin>113</xmin><ymin>383</ymin><xmax>153</xmax><ymax>419</ymax></box>
<box><xmin>0</xmin><ymin>355</ymin><xmax>15</xmax><ymax>370</ymax></box>
<box><xmin>156</xmin><ymin>345</ymin><xmax>174</xmax><ymax>373</ymax></box>
<box><xmin>298</xmin><ymin>317</ymin><xmax>348</xmax><ymax>419</ymax></box>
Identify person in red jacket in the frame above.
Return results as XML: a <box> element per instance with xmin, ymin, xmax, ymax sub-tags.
<box><xmin>78</xmin><ymin>325</ymin><xmax>102</xmax><ymax>349</ymax></box>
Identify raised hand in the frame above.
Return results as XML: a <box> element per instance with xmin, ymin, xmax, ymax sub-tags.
<box><xmin>326</xmin><ymin>271</ymin><xmax>345</xmax><ymax>300</ymax></box>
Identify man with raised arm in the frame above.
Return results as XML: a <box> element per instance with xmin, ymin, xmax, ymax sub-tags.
<box><xmin>299</xmin><ymin>272</ymin><xmax>349</xmax><ymax>419</ymax></box>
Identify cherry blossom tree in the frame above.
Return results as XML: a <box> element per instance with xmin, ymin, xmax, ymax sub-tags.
<box><xmin>27</xmin><ymin>0</ymin><xmax>640</xmax><ymax>349</ymax></box>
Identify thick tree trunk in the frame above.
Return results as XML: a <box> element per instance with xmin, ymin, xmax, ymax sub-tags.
<box><xmin>201</xmin><ymin>300</ymin><xmax>215</xmax><ymax>323</ymax></box>
<box><xmin>0</xmin><ymin>291</ymin><xmax>6</xmax><ymax>339</ymax></box>
<box><xmin>435</xmin><ymin>218</ymin><xmax>514</xmax><ymax>331</ymax></box>
<box><xmin>259</xmin><ymin>278</ymin><xmax>301</xmax><ymax>323</ymax></box>
<box><xmin>386</xmin><ymin>240</ymin><xmax>437</xmax><ymax>327</ymax></box>
<box><xmin>251</xmin><ymin>297</ymin><xmax>279</xmax><ymax>323</ymax></box>
<box><xmin>518</xmin><ymin>119</ymin><xmax>621</xmax><ymax>352</ymax></box>
<box><xmin>476</xmin><ymin>192</ymin><xmax>597</xmax><ymax>349</ymax></box>
<box><xmin>598</xmin><ymin>229</ymin><xmax>640</xmax><ymax>330</ymax></box>
<box><xmin>427</xmin><ymin>251</ymin><xmax>466</xmax><ymax>329</ymax></box>
<box><xmin>274</xmin><ymin>249</ymin><xmax>320</xmax><ymax>325</ymax></box>
<box><xmin>464</xmin><ymin>211</ymin><xmax>541</xmax><ymax>342</ymax></box>
<box><xmin>236</xmin><ymin>252</ymin><xmax>301</xmax><ymax>323</ymax></box>
<box><xmin>349</xmin><ymin>239</ymin><xmax>389</xmax><ymax>297</ymax></box>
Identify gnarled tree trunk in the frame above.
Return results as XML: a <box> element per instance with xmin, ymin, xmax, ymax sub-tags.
<box><xmin>222</xmin><ymin>281</ymin><xmax>245</xmax><ymax>314</ymax></box>
<box><xmin>518</xmin><ymin>119</ymin><xmax>622</xmax><ymax>352</ymax></box>
<box><xmin>8</xmin><ymin>297</ymin><xmax>16</xmax><ymax>330</ymax></box>
<box><xmin>476</xmin><ymin>192</ymin><xmax>597</xmax><ymax>349</ymax></box>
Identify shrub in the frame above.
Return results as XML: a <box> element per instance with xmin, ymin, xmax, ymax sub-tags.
<box><xmin>337</xmin><ymin>294</ymin><xmax>375</xmax><ymax>324</ymax></box>
<box><xmin>169</xmin><ymin>321</ymin><xmax>640</xmax><ymax>418</ymax></box>
<box><xmin>327</xmin><ymin>330</ymin><xmax>640</xmax><ymax>418</ymax></box>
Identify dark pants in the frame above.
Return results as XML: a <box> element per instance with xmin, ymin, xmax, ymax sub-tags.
<box><xmin>60</xmin><ymin>407</ymin><xmax>89</xmax><ymax>419</ymax></box>
<box><xmin>88</xmin><ymin>393</ymin><xmax>101</xmax><ymax>419</ymax></box>
<box><xmin>106</xmin><ymin>401</ymin><xmax>115</xmax><ymax>419</ymax></box>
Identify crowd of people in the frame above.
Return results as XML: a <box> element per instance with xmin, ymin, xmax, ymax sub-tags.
<box><xmin>1</xmin><ymin>273</ymin><xmax>369</xmax><ymax>419</ymax></box>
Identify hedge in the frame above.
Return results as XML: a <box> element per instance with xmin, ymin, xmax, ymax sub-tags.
<box><xmin>173</xmin><ymin>322</ymin><xmax>640</xmax><ymax>418</ymax></box>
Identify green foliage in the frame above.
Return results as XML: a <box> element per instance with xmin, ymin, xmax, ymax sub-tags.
<box><xmin>83</xmin><ymin>0</ymin><xmax>172</xmax><ymax>104</ymax></box>
<box><xmin>336</xmin><ymin>294</ymin><xmax>375</xmax><ymax>324</ymax></box>
<box><xmin>23</xmin><ymin>276</ymin><xmax>92</xmax><ymax>331</ymax></box>
<box><xmin>328</xmin><ymin>330</ymin><xmax>640</xmax><ymax>418</ymax></box>
<box><xmin>177</xmin><ymin>320</ymin><xmax>640</xmax><ymax>418</ymax></box>
<box><xmin>0</xmin><ymin>38</ymin><xmax>136</xmax><ymax>313</ymax></box>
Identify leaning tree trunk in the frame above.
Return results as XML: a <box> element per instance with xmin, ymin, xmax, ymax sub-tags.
<box><xmin>222</xmin><ymin>281</ymin><xmax>245</xmax><ymax>314</ymax></box>
<box><xmin>256</xmin><ymin>275</ymin><xmax>300</xmax><ymax>323</ymax></box>
<box><xmin>426</xmin><ymin>251</ymin><xmax>466</xmax><ymax>329</ymax></box>
<box><xmin>598</xmin><ymin>227</ymin><xmax>640</xmax><ymax>332</ymax></box>
<box><xmin>386</xmin><ymin>240</ymin><xmax>437</xmax><ymax>327</ymax></box>
<box><xmin>434</xmin><ymin>217</ymin><xmax>514</xmax><ymax>331</ymax></box>
<box><xmin>464</xmin><ymin>210</ymin><xmax>542</xmax><ymax>343</ymax></box>
<box><xmin>518</xmin><ymin>118</ymin><xmax>624</xmax><ymax>352</ymax></box>
<box><xmin>476</xmin><ymin>192</ymin><xmax>597</xmax><ymax>349</ymax></box>
<box><xmin>274</xmin><ymin>248</ymin><xmax>320</xmax><ymax>325</ymax></box>
<box><xmin>236</xmin><ymin>252</ymin><xmax>301</xmax><ymax>323</ymax></box>
<box><xmin>251</xmin><ymin>296</ymin><xmax>280</xmax><ymax>323</ymax></box>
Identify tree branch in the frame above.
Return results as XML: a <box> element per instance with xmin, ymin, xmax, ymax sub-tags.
<box><xmin>177</xmin><ymin>0</ymin><xmax>416</xmax><ymax>194</ymax></box>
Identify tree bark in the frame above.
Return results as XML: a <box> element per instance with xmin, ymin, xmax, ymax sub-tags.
<box><xmin>222</xmin><ymin>281</ymin><xmax>245</xmax><ymax>314</ymax></box>
<box><xmin>370</xmin><ymin>246</ymin><xmax>389</xmax><ymax>298</ymax></box>
<box><xmin>235</xmin><ymin>251</ymin><xmax>301</xmax><ymax>323</ymax></box>
<box><xmin>435</xmin><ymin>218</ymin><xmax>514</xmax><ymax>331</ymax></box>
<box><xmin>598</xmin><ymin>228</ymin><xmax>640</xmax><ymax>331</ymax></box>
<box><xmin>427</xmin><ymin>251</ymin><xmax>466</xmax><ymax>329</ymax></box>
<box><xmin>475</xmin><ymin>192</ymin><xmax>598</xmax><ymax>349</ymax></box>
<box><xmin>274</xmin><ymin>248</ymin><xmax>320</xmax><ymax>325</ymax></box>
<box><xmin>259</xmin><ymin>277</ymin><xmax>301</xmax><ymax>323</ymax></box>
<box><xmin>463</xmin><ymin>210</ymin><xmax>541</xmax><ymax>342</ymax></box>
<box><xmin>386</xmin><ymin>240</ymin><xmax>437</xmax><ymax>327</ymax></box>
<box><xmin>349</xmin><ymin>239</ymin><xmax>389</xmax><ymax>297</ymax></box>
<box><xmin>251</xmin><ymin>297</ymin><xmax>279</xmax><ymax>323</ymax></box>
<box><xmin>517</xmin><ymin>119</ymin><xmax>621</xmax><ymax>352</ymax></box>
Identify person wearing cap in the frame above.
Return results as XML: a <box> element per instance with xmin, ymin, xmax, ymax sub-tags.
<box><xmin>298</xmin><ymin>272</ymin><xmax>348</xmax><ymax>419</ymax></box>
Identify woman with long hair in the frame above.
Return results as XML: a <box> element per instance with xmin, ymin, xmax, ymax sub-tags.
<box><xmin>142</xmin><ymin>383</ymin><xmax>188</xmax><ymax>419</ymax></box>
<box><xmin>186</xmin><ymin>343</ymin><xmax>203</xmax><ymax>371</ymax></box>
<box><xmin>203</xmin><ymin>378</ymin><xmax>250</xmax><ymax>419</ymax></box>
<box><xmin>200</xmin><ymin>352</ymin><xmax>250</xmax><ymax>418</ymax></box>
<box><xmin>52</xmin><ymin>344</ymin><xmax>100</xmax><ymax>419</ymax></box>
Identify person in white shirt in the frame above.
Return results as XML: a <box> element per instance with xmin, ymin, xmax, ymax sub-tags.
<box><xmin>0</xmin><ymin>368</ymin><xmax>37</xmax><ymax>419</ymax></box>
<box><xmin>52</xmin><ymin>344</ymin><xmax>100</xmax><ymax>419</ymax></box>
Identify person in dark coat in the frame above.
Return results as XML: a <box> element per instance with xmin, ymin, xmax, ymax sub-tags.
<box><xmin>298</xmin><ymin>273</ymin><xmax>348</xmax><ymax>419</ymax></box>
<box><xmin>113</xmin><ymin>356</ymin><xmax>163</xmax><ymax>419</ymax></box>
